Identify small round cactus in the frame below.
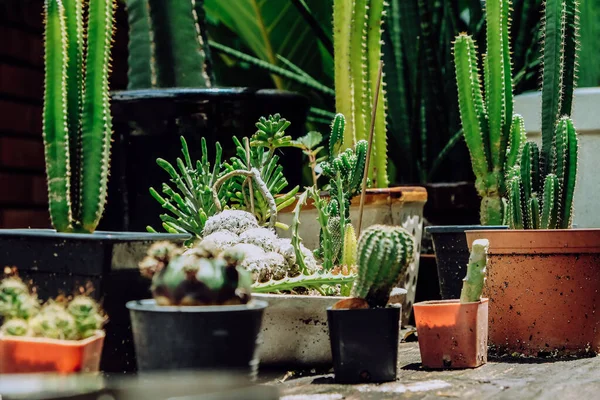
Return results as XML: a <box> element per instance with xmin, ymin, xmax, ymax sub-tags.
<box><xmin>150</xmin><ymin>243</ymin><xmax>253</xmax><ymax>306</ymax></box>
<box><xmin>67</xmin><ymin>295</ymin><xmax>105</xmax><ymax>339</ymax></box>
<box><xmin>0</xmin><ymin>276</ymin><xmax>40</xmax><ymax>320</ymax></box>
<box><xmin>1</xmin><ymin>318</ymin><xmax>29</xmax><ymax>336</ymax></box>
<box><xmin>350</xmin><ymin>224</ymin><xmax>415</xmax><ymax>308</ymax></box>
<box><xmin>29</xmin><ymin>303</ymin><xmax>77</xmax><ymax>340</ymax></box>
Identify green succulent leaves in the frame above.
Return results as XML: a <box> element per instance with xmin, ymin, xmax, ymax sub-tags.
<box><xmin>43</xmin><ymin>0</ymin><xmax>116</xmax><ymax>233</ymax></box>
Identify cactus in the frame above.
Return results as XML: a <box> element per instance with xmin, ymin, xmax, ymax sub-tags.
<box><xmin>145</xmin><ymin>242</ymin><xmax>253</xmax><ymax>306</ymax></box>
<box><xmin>460</xmin><ymin>239</ymin><xmax>489</xmax><ymax>303</ymax></box>
<box><xmin>506</xmin><ymin>0</ymin><xmax>580</xmax><ymax>230</ymax></box>
<box><xmin>125</xmin><ymin>0</ymin><xmax>213</xmax><ymax>89</ymax></box>
<box><xmin>350</xmin><ymin>225</ymin><xmax>415</xmax><ymax>308</ymax></box>
<box><xmin>333</xmin><ymin>0</ymin><xmax>388</xmax><ymax>187</ymax></box>
<box><xmin>341</xmin><ymin>225</ymin><xmax>358</xmax><ymax>267</ymax></box>
<box><xmin>453</xmin><ymin>0</ymin><xmax>514</xmax><ymax>225</ymax></box>
<box><xmin>0</xmin><ymin>276</ymin><xmax>40</xmax><ymax>320</ymax></box>
<box><xmin>251</xmin><ymin>269</ymin><xmax>356</xmax><ymax>294</ymax></box>
<box><xmin>43</xmin><ymin>0</ymin><xmax>116</xmax><ymax>233</ymax></box>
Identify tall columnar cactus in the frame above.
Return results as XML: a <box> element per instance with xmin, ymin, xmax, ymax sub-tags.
<box><xmin>351</xmin><ymin>225</ymin><xmax>415</xmax><ymax>308</ymax></box>
<box><xmin>125</xmin><ymin>0</ymin><xmax>213</xmax><ymax>89</ymax></box>
<box><xmin>453</xmin><ymin>0</ymin><xmax>515</xmax><ymax>225</ymax></box>
<box><xmin>43</xmin><ymin>0</ymin><xmax>116</xmax><ymax>233</ymax></box>
<box><xmin>333</xmin><ymin>0</ymin><xmax>388</xmax><ymax>187</ymax></box>
<box><xmin>507</xmin><ymin>0</ymin><xmax>579</xmax><ymax>230</ymax></box>
<box><xmin>460</xmin><ymin>239</ymin><xmax>489</xmax><ymax>303</ymax></box>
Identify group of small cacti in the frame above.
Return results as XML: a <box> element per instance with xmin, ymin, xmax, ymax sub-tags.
<box><xmin>455</xmin><ymin>0</ymin><xmax>580</xmax><ymax>230</ymax></box>
<box><xmin>0</xmin><ymin>273</ymin><xmax>105</xmax><ymax>340</ymax></box>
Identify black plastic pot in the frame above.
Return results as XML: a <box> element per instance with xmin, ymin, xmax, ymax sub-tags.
<box><xmin>426</xmin><ymin>225</ymin><xmax>507</xmax><ymax>299</ymax></box>
<box><xmin>104</xmin><ymin>88</ymin><xmax>310</xmax><ymax>233</ymax></box>
<box><xmin>327</xmin><ymin>306</ymin><xmax>401</xmax><ymax>383</ymax></box>
<box><xmin>127</xmin><ymin>299</ymin><xmax>268</xmax><ymax>378</ymax></box>
<box><xmin>0</xmin><ymin>229</ymin><xmax>189</xmax><ymax>373</ymax></box>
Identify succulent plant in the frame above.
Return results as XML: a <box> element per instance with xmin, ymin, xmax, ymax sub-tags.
<box><xmin>125</xmin><ymin>0</ymin><xmax>214</xmax><ymax>89</ymax></box>
<box><xmin>453</xmin><ymin>0</ymin><xmax>516</xmax><ymax>225</ymax></box>
<box><xmin>0</xmin><ymin>276</ymin><xmax>40</xmax><ymax>320</ymax></box>
<box><xmin>460</xmin><ymin>239</ymin><xmax>489</xmax><ymax>303</ymax></box>
<box><xmin>144</xmin><ymin>242</ymin><xmax>253</xmax><ymax>306</ymax></box>
<box><xmin>333</xmin><ymin>0</ymin><xmax>388</xmax><ymax>187</ymax></box>
<box><xmin>1</xmin><ymin>319</ymin><xmax>29</xmax><ymax>337</ymax></box>
<box><xmin>334</xmin><ymin>225</ymin><xmax>415</xmax><ymax>309</ymax></box>
<box><xmin>43</xmin><ymin>0</ymin><xmax>116</xmax><ymax>233</ymax></box>
<box><xmin>29</xmin><ymin>302</ymin><xmax>77</xmax><ymax>340</ymax></box>
<box><xmin>506</xmin><ymin>0</ymin><xmax>579</xmax><ymax>230</ymax></box>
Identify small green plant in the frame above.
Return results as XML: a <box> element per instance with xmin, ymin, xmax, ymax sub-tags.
<box><xmin>0</xmin><ymin>274</ymin><xmax>105</xmax><ymax>340</ymax></box>
<box><xmin>125</xmin><ymin>0</ymin><xmax>213</xmax><ymax>89</ymax></box>
<box><xmin>139</xmin><ymin>241</ymin><xmax>253</xmax><ymax>306</ymax></box>
<box><xmin>43</xmin><ymin>0</ymin><xmax>116</xmax><ymax>233</ymax></box>
<box><xmin>453</xmin><ymin>0</ymin><xmax>516</xmax><ymax>225</ymax></box>
<box><xmin>333</xmin><ymin>224</ymin><xmax>415</xmax><ymax>309</ymax></box>
<box><xmin>148</xmin><ymin>114</ymin><xmax>299</xmax><ymax>236</ymax></box>
<box><xmin>506</xmin><ymin>0</ymin><xmax>579</xmax><ymax>229</ymax></box>
<box><xmin>333</xmin><ymin>0</ymin><xmax>388</xmax><ymax>187</ymax></box>
<box><xmin>460</xmin><ymin>239</ymin><xmax>489</xmax><ymax>303</ymax></box>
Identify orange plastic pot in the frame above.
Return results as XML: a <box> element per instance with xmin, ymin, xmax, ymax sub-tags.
<box><xmin>466</xmin><ymin>229</ymin><xmax>600</xmax><ymax>357</ymax></box>
<box><xmin>413</xmin><ymin>299</ymin><xmax>488</xmax><ymax>369</ymax></box>
<box><xmin>0</xmin><ymin>331</ymin><xmax>105</xmax><ymax>374</ymax></box>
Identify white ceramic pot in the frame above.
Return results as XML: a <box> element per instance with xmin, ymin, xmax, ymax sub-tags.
<box><xmin>276</xmin><ymin>187</ymin><xmax>427</xmax><ymax>324</ymax></box>
<box><xmin>514</xmin><ymin>87</ymin><xmax>600</xmax><ymax>228</ymax></box>
<box><xmin>254</xmin><ymin>289</ymin><xmax>407</xmax><ymax>366</ymax></box>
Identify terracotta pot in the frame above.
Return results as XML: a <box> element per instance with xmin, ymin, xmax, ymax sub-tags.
<box><xmin>0</xmin><ymin>331</ymin><xmax>105</xmax><ymax>374</ymax></box>
<box><xmin>413</xmin><ymin>299</ymin><xmax>488</xmax><ymax>369</ymax></box>
<box><xmin>466</xmin><ymin>229</ymin><xmax>600</xmax><ymax>357</ymax></box>
<box><xmin>277</xmin><ymin>186</ymin><xmax>427</xmax><ymax>324</ymax></box>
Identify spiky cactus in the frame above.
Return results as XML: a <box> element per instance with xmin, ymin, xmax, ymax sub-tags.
<box><xmin>125</xmin><ymin>0</ymin><xmax>213</xmax><ymax>89</ymax></box>
<box><xmin>43</xmin><ymin>0</ymin><xmax>116</xmax><ymax>233</ymax></box>
<box><xmin>453</xmin><ymin>0</ymin><xmax>515</xmax><ymax>225</ymax></box>
<box><xmin>506</xmin><ymin>0</ymin><xmax>579</xmax><ymax>230</ymax></box>
<box><xmin>143</xmin><ymin>242</ymin><xmax>253</xmax><ymax>306</ymax></box>
<box><xmin>460</xmin><ymin>239</ymin><xmax>489</xmax><ymax>303</ymax></box>
<box><xmin>0</xmin><ymin>277</ymin><xmax>40</xmax><ymax>320</ymax></box>
<box><xmin>333</xmin><ymin>0</ymin><xmax>388</xmax><ymax>187</ymax></box>
<box><xmin>350</xmin><ymin>225</ymin><xmax>415</xmax><ymax>308</ymax></box>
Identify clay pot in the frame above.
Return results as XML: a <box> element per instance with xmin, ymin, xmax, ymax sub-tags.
<box><xmin>413</xmin><ymin>299</ymin><xmax>488</xmax><ymax>369</ymax></box>
<box><xmin>466</xmin><ymin>229</ymin><xmax>600</xmax><ymax>357</ymax></box>
<box><xmin>0</xmin><ymin>331</ymin><xmax>105</xmax><ymax>374</ymax></box>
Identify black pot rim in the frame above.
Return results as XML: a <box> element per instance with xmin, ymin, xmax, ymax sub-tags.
<box><xmin>326</xmin><ymin>305</ymin><xmax>401</xmax><ymax>313</ymax></box>
<box><xmin>126</xmin><ymin>298</ymin><xmax>268</xmax><ymax>313</ymax></box>
<box><xmin>0</xmin><ymin>229</ymin><xmax>190</xmax><ymax>242</ymax></box>
<box><xmin>111</xmin><ymin>87</ymin><xmax>308</xmax><ymax>103</ymax></box>
<box><xmin>426</xmin><ymin>225</ymin><xmax>508</xmax><ymax>234</ymax></box>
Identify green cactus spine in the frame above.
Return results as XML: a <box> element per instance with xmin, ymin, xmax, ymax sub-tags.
<box><xmin>506</xmin><ymin>0</ymin><xmax>579</xmax><ymax>230</ymax></box>
<box><xmin>351</xmin><ymin>225</ymin><xmax>415</xmax><ymax>308</ymax></box>
<box><xmin>333</xmin><ymin>0</ymin><xmax>388</xmax><ymax>187</ymax></box>
<box><xmin>126</xmin><ymin>0</ymin><xmax>213</xmax><ymax>89</ymax></box>
<box><xmin>43</xmin><ymin>0</ymin><xmax>116</xmax><ymax>233</ymax></box>
<box><xmin>460</xmin><ymin>239</ymin><xmax>489</xmax><ymax>303</ymax></box>
<box><xmin>453</xmin><ymin>0</ymin><xmax>514</xmax><ymax>225</ymax></box>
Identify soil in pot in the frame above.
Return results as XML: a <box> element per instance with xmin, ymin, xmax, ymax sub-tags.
<box><xmin>127</xmin><ymin>299</ymin><xmax>267</xmax><ymax>378</ymax></box>
<box><xmin>413</xmin><ymin>299</ymin><xmax>488</xmax><ymax>369</ymax></box>
<box><xmin>0</xmin><ymin>331</ymin><xmax>105</xmax><ymax>374</ymax></box>
<box><xmin>427</xmin><ymin>226</ymin><xmax>507</xmax><ymax>299</ymax></box>
<box><xmin>466</xmin><ymin>229</ymin><xmax>600</xmax><ymax>357</ymax></box>
<box><xmin>327</xmin><ymin>306</ymin><xmax>401</xmax><ymax>383</ymax></box>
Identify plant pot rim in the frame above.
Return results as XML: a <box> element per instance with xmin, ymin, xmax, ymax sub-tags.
<box><xmin>0</xmin><ymin>330</ymin><xmax>105</xmax><ymax>346</ymax></box>
<box><xmin>327</xmin><ymin>305</ymin><xmax>402</xmax><ymax>313</ymax></box>
<box><xmin>0</xmin><ymin>229</ymin><xmax>190</xmax><ymax>242</ymax></box>
<box><xmin>111</xmin><ymin>87</ymin><xmax>307</xmax><ymax>102</ymax></box>
<box><xmin>126</xmin><ymin>299</ymin><xmax>268</xmax><ymax>313</ymax></box>
<box><xmin>279</xmin><ymin>186</ymin><xmax>428</xmax><ymax>213</ymax></box>
<box><xmin>466</xmin><ymin>228</ymin><xmax>600</xmax><ymax>254</ymax></box>
<box><xmin>426</xmin><ymin>225</ymin><xmax>508</xmax><ymax>234</ymax></box>
<box><xmin>414</xmin><ymin>298</ymin><xmax>489</xmax><ymax>307</ymax></box>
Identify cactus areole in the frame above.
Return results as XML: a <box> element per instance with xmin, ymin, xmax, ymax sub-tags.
<box><xmin>43</xmin><ymin>0</ymin><xmax>117</xmax><ymax>233</ymax></box>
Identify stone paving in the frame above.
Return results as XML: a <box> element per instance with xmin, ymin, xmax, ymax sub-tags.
<box><xmin>268</xmin><ymin>342</ymin><xmax>600</xmax><ymax>399</ymax></box>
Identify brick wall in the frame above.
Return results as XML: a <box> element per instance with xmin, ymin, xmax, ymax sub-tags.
<box><xmin>0</xmin><ymin>0</ymin><xmax>128</xmax><ymax>229</ymax></box>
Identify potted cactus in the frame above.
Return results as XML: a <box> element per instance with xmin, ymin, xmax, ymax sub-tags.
<box><xmin>466</xmin><ymin>0</ymin><xmax>600</xmax><ymax>358</ymax></box>
<box><xmin>107</xmin><ymin>0</ymin><xmax>310</xmax><ymax>232</ymax></box>
<box><xmin>327</xmin><ymin>224</ymin><xmax>415</xmax><ymax>383</ymax></box>
<box><xmin>126</xmin><ymin>241</ymin><xmax>267</xmax><ymax>377</ymax></box>
<box><xmin>0</xmin><ymin>272</ymin><xmax>106</xmax><ymax>374</ymax></box>
<box><xmin>414</xmin><ymin>239</ymin><xmax>489</xmax><ymax>369</ymax></box>
<box><xmin>426</xmin><ymin>0</ymin><xmax>514</xmax><ymax>300</ymax></box>
<box><xmin>0</xmin><ymin>0</ymin><xmax>188</xmax><ymax>373</ymax></box>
